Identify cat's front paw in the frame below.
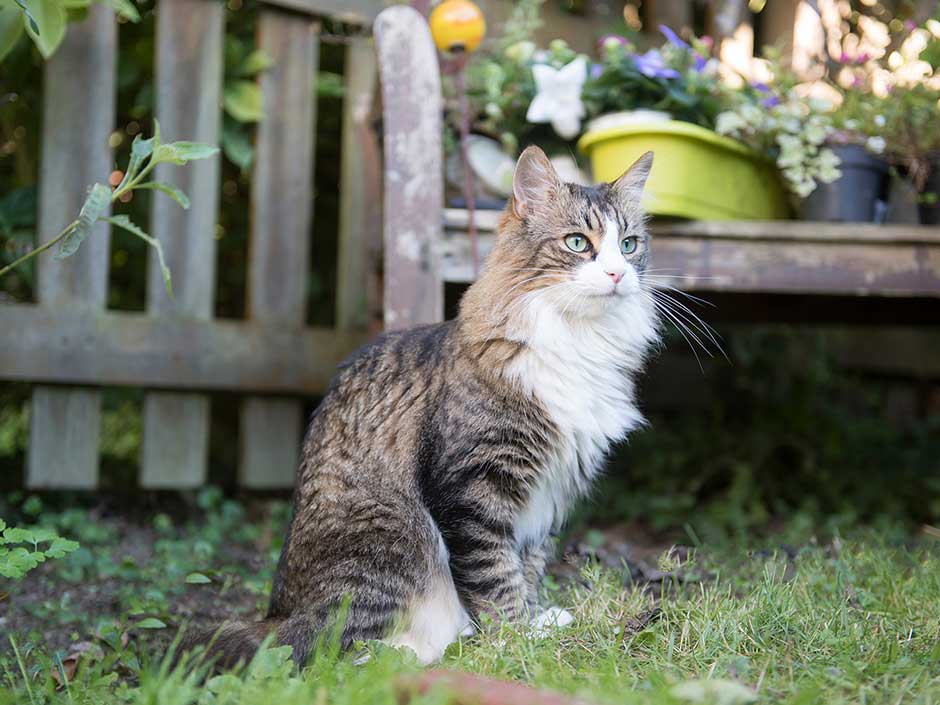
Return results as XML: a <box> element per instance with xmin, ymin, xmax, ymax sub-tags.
<box><xmin>530</xmin><ymin>606</ymin><xmax>574</xmax><ymax>637</ymax></box>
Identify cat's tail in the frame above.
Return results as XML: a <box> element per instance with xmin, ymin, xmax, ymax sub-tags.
<box><xmin>177</xmin><ymin>612</ymin><xmax>315</xmax><ymax>670</ymax></box>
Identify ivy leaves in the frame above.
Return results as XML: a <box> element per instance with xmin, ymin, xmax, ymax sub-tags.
<box><xmin>0</xmin><ymin>517</ymin><xmax>80</xmax><ymax>579</ymax></box>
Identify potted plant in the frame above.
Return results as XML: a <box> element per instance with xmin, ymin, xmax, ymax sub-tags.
<box><xmin>801</xmin><ymin>63</ymin><xmax>891</xmax><ymax>223</ymax></box>
<box><xmin>577</xmin><ymin>27</ymin><xmax>790</xmax><ymax>220</ymax></box>
<box><xmin>714</xmin><ymin>78</ymin><xmax>841</xmax><ymax>212</ymax></box>
<box><xmin>881</xmin><ymin>84</ymin><xmax>940</xmax><ymax>225</ymax></box>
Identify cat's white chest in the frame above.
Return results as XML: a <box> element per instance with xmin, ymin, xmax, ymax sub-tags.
<box><xmin>506</xmin><ymin>297</ymin><xmax>657</xmax><ymax>548</ymax></box>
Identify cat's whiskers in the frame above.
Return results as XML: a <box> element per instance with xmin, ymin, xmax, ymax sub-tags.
<box><xmin>641</xmin><ymin>278</ymin><xmax>715</xmax><ymax>308</ymax></box>
<box><xmin>644</xmin><ymin>292</ymin><xmax>707</xmax><ymax>371</ymax></box>
<box><xmin>650</xmin><ymin>288</ymin><xmax>727</xmax><ymax>362</ymax></box>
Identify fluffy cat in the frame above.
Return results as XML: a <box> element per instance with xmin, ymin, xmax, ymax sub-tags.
<box><xmin>186</xmin><ymin>145</ymin><xmax>660</xmax><ymax>667</ymax></box>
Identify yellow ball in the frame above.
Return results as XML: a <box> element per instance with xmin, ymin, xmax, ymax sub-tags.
<box><xmin>429</xmin><ymin>0</ymin><xmax>486</xmax><ymax>54</ymax></box>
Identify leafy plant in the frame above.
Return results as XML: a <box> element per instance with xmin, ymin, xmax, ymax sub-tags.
<box><xmin>716</xmin><ymin>87</ymin><xmax>841</xmax><ymax>198</ymax></box>
<box><xmin>221</xmin><ymin>40</ymin><xmax>272</xmax><ymax>172</ymax></box>
<box><xmin>583</xmin><ymin>27</ymin><xmax>726</xmax><ymax>130</ymax></box>
<box><xmin>0</xmin><ymin>517</ymin><xmax>78</xmax><ymax>579</ymax></box>
<box><xmin>879</xmin><ymin>83</ymin><xmax>940</xmax><ymax>192</ymax></box>
<box><xmin>0</xmin><ymin>0</ymin><xmax>140</xmax><ymax>62</ymax></box>
<box><xmin>0</xmin><ymin>120</ymin><xmax>218</xmax><ymax>295</ymax></box>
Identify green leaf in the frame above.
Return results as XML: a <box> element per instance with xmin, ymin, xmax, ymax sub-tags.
<box><xmin>12</xmin><ymin>0</ymin><xmax>36</xmax><ymax>33</ymax></box>
<box><xmin>44</xmin><ymin>537</ymin><xmax>79</xmax><ymax>558</ymax></box>
<box><xmin>135</xmin><ymin>618</ymin><xmax>167</xmax><ymax>629</ymax></box>
<box><xmin>102</xmin><ymin>0</ymin><xmax>139</xmax><ymax>22</ymax></box>
<box><xmin>103</xmin><ymin>215</ymin><xmax>173</xmax><ymax>297</ymax></box>
<box><xmin>104</xmin><ymin>214</ymin><xmax>147</xmax><ymax>239</ymax></box>
<box><xmin>0</xmin><ymin>518</ymin><xmax>5</xmax><ymax>533</ymax></box>
<box><xmin>152</xmin><ymin>141</ymin><xmax>219</xmax><ymax>166</ymax></box>
<box><xmin>221</xmin><ymin>121</ymin><xmax>253</xmax><ymax>172</ymax></box>
<box><xmin>316</xmin><ymin>71</ymin><xmax>345</xmax><ymax>99</ymax></box>
<box><xmin>22</xmin><ymin>0</ymin><xmax>66</xmax><ymax>59</ymax></box>
<box><xmin>3</xmin><ymin>526</ymin><xmax>34</xmax><ymax>543</ymax></box>
<box><xmin>239</xmin><ymin>49</ymin><xmax>273</xmax><ymax>76</ymax></box>
<box><xmin>0</xmin><ymin>546</ymin><xmax>39</xmax><ymax>578</ymax></box>
<box><xmin>185</xmin><ymin>572</ymin><xmax>211</xmax><ymax>584</ymax></box>
<box><xmin>28</xmin><ymin>526</ymin><xmax>56</xmax><ymax>543</ymax></box>
<box><xmin>920</xmin><ymin>39</ymin><xmax>940</xmax><ymax>72</ymax></box>
<box><xmin>0</xmin><ymin>2</ymin><xmax>24</xmax><ymax>62</ymax></box>
<box><xmin>223</xmin><ymin>80</ymin><xmax>263</xmax><ymax>122</ymax></box>
<box><xmin>56</xmin><ymin>183</ymin><xmax>110</xmax><ymax>259</ymax></box>
<box><xmin>134</xmin><ymin>181</ymin><xmax>190</xmax><ymax>209</ymax></box>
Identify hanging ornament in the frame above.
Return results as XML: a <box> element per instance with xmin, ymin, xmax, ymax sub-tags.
<box><xmin>429</xmin><ymin>0</ymin><xmax>486</xmax><ymax>54</ymax></box>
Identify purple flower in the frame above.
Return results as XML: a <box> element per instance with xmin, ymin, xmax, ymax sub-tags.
<box><xmin>855</xmin><ymin>52</ymin><xmax>871</xmax><ymax>64</ymax></box>
<box><xmin>905</xmin><ymin>20</ymin><xmax>917</xmax><ymax>32</ymax></box>
<box><xmin>760</xmin><ymin>95</ymin><xmax>781</xmax><ymax>108</ymax></box>
<box><xmin>634</xmin><ymin>49</ymin><xmax>680</xmax><ymax>79</ymax></box>
<box><xmin>693</xmin><ymin>53</ymin><xmax>707</xmax><ymax>72</ymax></box>
<box><xmin>590</xmin><ymin>62</ymin><xmax>603</xmax><ymax>79</ymax></box>
<box><xmin>659</xmin><ymin>25</ymin><xmax>689</xmax><ymax>49</ymax></box>
<box><xmin>752</xmin><ymin>81</ymin><xmax>771</xmax><ymax>93</ymax></box>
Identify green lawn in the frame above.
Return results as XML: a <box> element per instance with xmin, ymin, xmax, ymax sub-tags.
<box><xmin>1</xmin><ymin>492</ymin><xmax>938</xmax><ymax>704</ymax></box>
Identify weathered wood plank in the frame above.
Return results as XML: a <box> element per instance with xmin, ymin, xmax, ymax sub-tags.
<box><xmin>375</xmin><ymin>5</ymin><xmax>444</xmax><ymax>329</ymax></box>
<box><xmin>440</xmin><ymin>210</ymin><xmax>940</xmax><ymax>297</ymax></box>
<box><xmin>240</xmin><ymin>9</ymin><xmax>319</xmax><ymax>489</ymax></box>
<box><xmin>336</xmin><ymin>37</ymin><xmax>382</xmax><ymax>331</ymax></box>
<box><xmin>240</xmin><ymin>399</ymin><xmax>304</xmax><ymax>489</ymax></box>
<box><xmin>142</xmin><ymin>0</ymin><xmax>224</xmax><ymax>488</ymax></box>
<box><xmin>258</xmin><ymin>0</ymin><xmax>380</xmax><ymax>23</ymax></box>
<box><xmin>28</xmin><ymin>5</ymin><xmax>116</xmax><ymax>489</ymax></box>
<box><xmin>0</xmin><ymin>304</ymin><xmax>367</xmax><ymax>394</ymax></box>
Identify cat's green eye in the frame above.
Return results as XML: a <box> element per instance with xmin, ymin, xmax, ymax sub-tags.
<box><xmin>564</xmin><ymin>233</ymin><xmax>589</xmax><ymax>253</ymax></box>
<box><xmin>620</xmin><ymin>236</ymin><xmax>638</xmax><ymax>255</ymax></box>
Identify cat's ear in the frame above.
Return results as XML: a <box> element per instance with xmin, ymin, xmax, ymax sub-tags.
<box><xmin>610</xmin><ymin>151</ymin><xmax>653</xmax><ymax>202</ymax></box>
<box><xmin>512</xmin><ymin>146</ymin><xmax>560</xmax><ymax>219</ymax></box>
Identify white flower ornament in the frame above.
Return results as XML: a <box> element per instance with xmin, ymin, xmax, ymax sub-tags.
<box><xmin>526</xmin><ymin>57</ymin><xmax>588</xmax><ymax>140</ymax></box>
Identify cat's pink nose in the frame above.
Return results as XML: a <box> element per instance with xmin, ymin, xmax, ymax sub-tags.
<box><xmin>606</xmin><ymin>270</ymin><xmax>624</xmax><ymax>284</ymax></box>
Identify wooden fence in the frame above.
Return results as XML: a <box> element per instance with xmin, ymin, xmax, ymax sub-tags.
<box><xmin>0</xmin><ymin>0</ymin><xmax>386</xmax><ymax>489</ymax></box>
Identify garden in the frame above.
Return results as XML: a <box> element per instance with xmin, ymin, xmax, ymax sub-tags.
<box><xmin>1</xmin><ymin>0</ymin><xmax>940</xmax><ymax>704</ymax></box>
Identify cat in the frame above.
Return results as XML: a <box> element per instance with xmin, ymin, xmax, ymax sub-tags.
<box><xmin>185</xmin><ymin>145</ymin><xmax>660</xmax><ymax>668</ymax></box>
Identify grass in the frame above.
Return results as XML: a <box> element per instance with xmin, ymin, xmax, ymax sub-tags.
<box><xmin>1</xmin><ymin>492</ymin><xmax>939</xmax><ymax>704</ymax></box>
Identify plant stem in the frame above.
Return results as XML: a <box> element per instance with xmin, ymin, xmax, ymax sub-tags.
<box><xmin>9</xmin><ymin>636</ymin><xmax>36</xmax><ymax>705</ymax></box>
<box><xmin>0</xmin><ymin>220</ymin><xmax>79</xmax><ymax>279</ymax></box>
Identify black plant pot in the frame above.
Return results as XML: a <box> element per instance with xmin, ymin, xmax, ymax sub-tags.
<box><xmin>801</xmin><ymin>144</ymin><xmax>888</xmax><ymax>223</ymax></box>
<box><xmin>917</xmin><ymin>156</ymin><xmax>940</xmax><ymax>225</ymax></box>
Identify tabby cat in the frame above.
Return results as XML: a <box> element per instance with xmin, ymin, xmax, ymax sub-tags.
<box><xmin>188</xmin><ymin>145</ymin><xmax>660</xmax><ymax>667</ymax></box>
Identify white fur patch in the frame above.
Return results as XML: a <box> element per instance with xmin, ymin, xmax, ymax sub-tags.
<box><xmin>505</xmin><ymin>263</ymin><xmax>658</xmax><ymax>550</ymax></box>
<box><xmin>384</xmin><ymin>532</ymin><xmax>471</xmax><ymax>664</ymax></box>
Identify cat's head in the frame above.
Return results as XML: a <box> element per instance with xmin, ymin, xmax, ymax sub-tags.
<box><xmin>485</xmin><ymin>145</ymin><xmax>654</xmax><ymax>319</ymax></box>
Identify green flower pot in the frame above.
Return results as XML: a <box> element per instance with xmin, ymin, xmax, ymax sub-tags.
<box><xmin>578</xmin><ymin>120</ymin><xmax>791</xmax><ymax>220</ymax></box>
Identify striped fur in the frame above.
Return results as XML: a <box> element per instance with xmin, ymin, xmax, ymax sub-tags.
<box><xmin>184</xmin><ymin>147</ymin><xmax>659</xmax><ymax>668</ymax></box>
